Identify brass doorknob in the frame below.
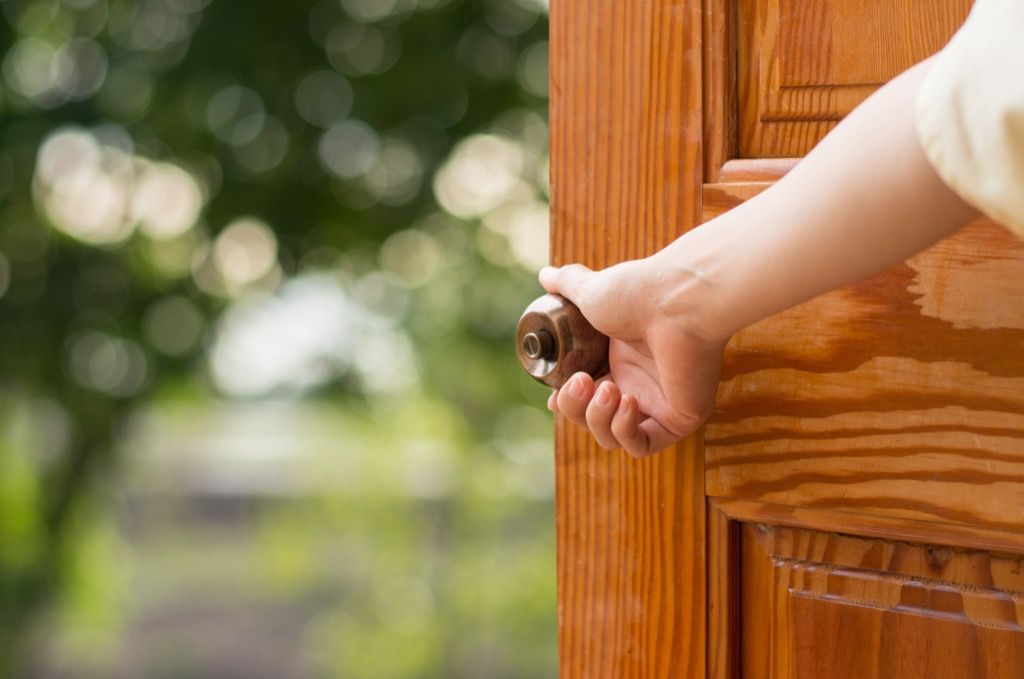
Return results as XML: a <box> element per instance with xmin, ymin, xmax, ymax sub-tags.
<box><xmin>515</xmin><ymin>294</ymin><xmax>609</xmax><ymax>389</ymax></box>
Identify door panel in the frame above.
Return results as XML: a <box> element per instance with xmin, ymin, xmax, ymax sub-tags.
<box><xmin>738</xmin><ymin>0</ymin><xmax>972</xmax><ymax>156</ymax></box>
<box><xmin>705</xmin><ymin>212</ymin><xmax>1024</xmax><ymax>532</ymax></box>
<box><xmin>739</xmin><ymin>522</ymin><xmax>1024</xmax><ymax>678</ymax></box>
<box><xmin>553</xmin><ymin>2</ymin><xmax>1024</xmax><ymax>678</ymax></box>
<box><xmin>702</xmin><ymin>0</ymin><xmax>1024</xmax><ymax>675</ymax></box>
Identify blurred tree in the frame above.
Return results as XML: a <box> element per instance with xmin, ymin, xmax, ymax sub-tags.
<box><xmin>0</xmin><ymin>0</ymin><xmax>552</xmax><ymax>675</ymax></box>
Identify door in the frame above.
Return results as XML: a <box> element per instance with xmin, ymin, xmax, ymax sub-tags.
<box><xmin>550</xmin><ymin>1</ymin><xmax>1024</xmax><ymax>677</ymax></box>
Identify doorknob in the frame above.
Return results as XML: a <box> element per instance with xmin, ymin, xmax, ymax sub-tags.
<box><xmin>515</xmin><ymin>294</ymin><xmax>609</xmax><ymax>389</ymax></box>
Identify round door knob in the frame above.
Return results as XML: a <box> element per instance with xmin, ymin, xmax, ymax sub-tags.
<box><xmin>515</xmin><ymin>293</ymin><xmax>609</xmax><ymax>389</ymax></box>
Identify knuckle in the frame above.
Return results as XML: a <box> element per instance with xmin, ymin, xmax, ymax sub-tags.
<box><xmin>625</xmin><ymin>446</ymin><xmax>649</xmax><ymax>459</ymax></box>
<box><xmin>570</xmin><ymin>413</ymin><xmax>589</xmax><ymax>428</ymax></box>
<box><xmin>559</xmin><ymin>406</ymin><xmax>586</xmax><ymax>427</ymax></box>
<box><xmin>563</xmin><ymin>265</ymin><xmax>593</xmax><ymax>292</ymax></box>
<box><xmin>610</xmin><ymin>422</ymin><xmax>628</xmax><ymax>442</ymax></box>
<box><xmin>564</xmin><ymin>263</ymin><xmax>590</xmax><ymax>276</ymax></box>
<box><xmin>558</xmin><ymin>393</ymin><xmax>584</xmax><ymax>416</ymax></box>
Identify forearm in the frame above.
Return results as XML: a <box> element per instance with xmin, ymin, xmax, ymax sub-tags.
<box><xmin>656</xmin><ymin>58</ymin><xmax>979</xmax><ymax>341</ymax></box>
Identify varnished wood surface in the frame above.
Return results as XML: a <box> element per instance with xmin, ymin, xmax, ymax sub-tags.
<box><xmin>713</xmin><ymin>498</ymin><xmax>1024</xmax><ymax>557</ymax></box>
<box><xmin>556</xmin><ymin>426</ymin><xmax>705</xmax><ymax>677</ymax></box>
<box><xmin>740</xmin><ymin>524</ymin><xmax>1024</xmax><ymax>678</ymax></box>
<box><xmin>777</xmin><ymin>0</ymin><xmax>968</xmax><ymax>87</ymax></box>
<box><xmin>716</xmin><ymin>158</ymin><xmax>796</xmax><ymax>184</ymax></box>
<box><xmin>702</xmin><ymin>162</ymin><xmax>1024</xmax><ymax>538</ymax></box>
<box><xmin>550</xmin><ymin>1</ymin><xmax>705</xmax><ymax>676</ymax></box>
<box><xmin>559</xmin><ymin>1</ymin><xmax>1021</xmax><ymax>676</ymax></box>
<box><xmin>703</xmin><ymin>179</ymin><xmax>771</xmax><ymax>219</ymax></box>
<box><xmin>738</xmin><ymin>0</ymin><xmax>971</xmax><ymax>157</ymax></box>
<box><xmin>705</xmin><ymin>217</ymin><xmax>1024</xmax><ymax>533</ymax></box>
<box><xmin>708</xmin><ymin>505</ymin><xmax>740</xmax><ymax>679</ymax></box>
<box><xmin>749</xmin><ymin>523</ymin><xmax>1024</xmax><ymax>590</ymax></box>
<box><xmin>702</xmin><ymin>0</ymin><xmax>1024</xmax><ymax>664</ymax></box>
<box><xmin>710</xmin><ymin>500</ymin><xmax>1024</xmax><ymax>678</ymax></box>
<box><xmin>702</xmin><ymin>0</ymin><xmax>737</xmax><ymax>183</ymax></box>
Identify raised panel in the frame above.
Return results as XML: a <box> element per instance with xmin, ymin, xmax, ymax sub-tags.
<box><xmin>739</xmin><ymin>0</ymin><xmax>972</xmax><ymax>157</ymax></box>
<box><xmin>703</xmin><ymin>175</ymin><xmax>1024</xmax><ymax>535</ymax></box>
<box><xmin>777</xmin><ymin>1</ymin><xmax>966</xmax><ymax>87</ymax></box>
<box><xmin>740</xmin><ymin>523</ymin><xmax>1024</xmax><ymax>678</ymax></box>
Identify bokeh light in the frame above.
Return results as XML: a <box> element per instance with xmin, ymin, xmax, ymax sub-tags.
<box><xmin>143</xmin><ymin>296</ymin><xmax>205</xmax><ymax>356</ymax></box>
<box><xmin>66</xmin><ymin>330</ymin><xmax>150</xmax><ymax>398</ymax></box>
<box><xmin>380</xmin><ymin>228</ymin><xmax>442</xmax><ymax>287</ymax></box>
<box><xmin>433</xmin><ymin>134</ymin><xmax>524</xmax><ymax>219</ymax></box>
<box><xmin>318</xmin><ymin>119</ymin><xmax>380</xmax><ymax>180</ymax></box>
<box><xmin>205</xmin><ymin>216</ymin><xmax>280</xmax><ymax>295</ymax></box>
<box><xmin>0</xmin><ymin>0</ymin><xmax>555</xmax><ymax>676</ymax></box>
<box><xmin>33</xmin><ymin>127</ymin><xmax>206</xmax><ymax>246</ymax></box>
<box><xmin>131</xmin><ymin>162</ymin><xmax>204</xmax><ymax>239</ymax></box>
<box><xmin>295</xmin><ymin>70</ymin><xmax>353</xmax><ymax>128</ymax></box>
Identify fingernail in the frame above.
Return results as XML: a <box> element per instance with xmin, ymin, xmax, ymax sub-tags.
<box><xmin>539</xmin><ymin>265</ymin><xmax>556</xmax><ymax>278</ymax></box>
<box><xmin>568</xmin><ymin>377</ymin><xmax>584</xmax><ymax>398</ymax></box>
<box><xmin>595</xmin><ymin>384</ymin><xmax>610</xmax><ymax>406</ymax></box>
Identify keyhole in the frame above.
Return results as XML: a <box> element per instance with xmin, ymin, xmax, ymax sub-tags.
<box><xmin>522</xmin><ymin>329</ymin><xmax>555</xmax><ymax>360</ymax></box>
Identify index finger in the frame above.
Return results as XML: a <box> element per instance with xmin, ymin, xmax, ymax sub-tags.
<box><xmin>538</xmin><ymin>264</ymin><xmax>592</xmax><ymax>307</ymax></box>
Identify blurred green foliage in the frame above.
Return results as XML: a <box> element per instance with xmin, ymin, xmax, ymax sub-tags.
<box><xmin>0</xmin><ymin>0</ymin><xmax>553</xmax><ymax>675</ymax></box>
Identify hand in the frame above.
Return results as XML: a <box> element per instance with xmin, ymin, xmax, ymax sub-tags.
<box><xmin>540</xmin><ymin>258</ymin><xmax>729</xmax><ymax>457</ymax></box>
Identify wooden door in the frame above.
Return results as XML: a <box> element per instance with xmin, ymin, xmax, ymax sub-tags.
<box><xmin>550</xmin><ymin>1</ymin><xmax>1024</xmax><ymax>677</ymax></box>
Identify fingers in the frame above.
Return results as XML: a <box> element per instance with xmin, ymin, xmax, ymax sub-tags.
<box><xmin>554</xmin><ymin>373</ymin><xmax>686</xmax><ymax>456</ymax></box>
<box><xmin>637</xmin><ymin>418</ymin><xmax>684</xmax><ymax>456</ymax></box>
<box><xmin>539</xmin><ymin>264</ymin><xmax>593</xmax><ymax>306</ymax></box>
<box><xmin>610</xmin><ymin>394</ymin><xmax>646</xmax><ymax>456</ymax></box>
<box><xmin>557</xmin><ymin>373</ymin><xmax>623</xmax><ymax>451</ymax></box>
<box><xmin>610</xmin><ymin>395</ymin><xmax>681</xmax><ymax>458</ymax></box>
<box><xmin>585</xmin><ymin>381</ymin><xmax>621</xmax><ymax>450</ymax></box>
<box><xmin>555</xmin><ymin>372</ymin><xmax>595</xmax><ymax>427</ymax></box>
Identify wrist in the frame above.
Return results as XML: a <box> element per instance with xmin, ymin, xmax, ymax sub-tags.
<box><xmin>644</xmin><ymin>232</ymin><xmax>739</xmax><ymax>345</ymax></box>
<box><xmin>652</xmin><ymin>186</ymin><xmax>799</xmax><ymax>343</ymax></box>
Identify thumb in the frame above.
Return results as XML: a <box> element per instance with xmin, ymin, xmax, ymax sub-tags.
<box><xmin>538</xmin><ymin>264</ymin><xmax>594</xmax><ymax>307</ymax></box>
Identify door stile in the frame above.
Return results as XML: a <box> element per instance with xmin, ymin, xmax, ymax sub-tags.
<box><xmin>550</xmin><ymin>0</ymin><xmax>708</xmax><ymax>676</ymax></box>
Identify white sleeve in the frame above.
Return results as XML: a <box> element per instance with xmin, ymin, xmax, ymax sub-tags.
<box><xmin>915</xmin><ymin>0</ymin><xmax>1024</xmax><ymax>236</ymax></box>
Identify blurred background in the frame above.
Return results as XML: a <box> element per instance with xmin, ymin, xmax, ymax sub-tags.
<box><xmin>0</xmin><ymin>0</ymin><xmax>554</xmax><ymax>676</ymax></box>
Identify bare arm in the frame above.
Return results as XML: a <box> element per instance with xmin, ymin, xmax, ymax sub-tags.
<box><xmin>541</xmin><ymin>58</ymin><xmax>980</xmax><ymax>457</ymax></box>
<box><xmin>653</xmin><ymin>58</ymin><xmax>978</xmax><ymax>341</ymax></box>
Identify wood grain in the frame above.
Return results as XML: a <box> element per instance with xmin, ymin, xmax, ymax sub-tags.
<box><xmin>705</xmin><ymin>217</ymin><xmax>1024</xmax><ymax>533</ymax></box>
<box><xmin>550</xmin><ymin>1</ymin><xmax>705</xmax><ymax>676</ymax></box>
<box><xmin>702</xmin><ymin>160</ymin><xmax>1024</xmax><ymax>537</ymax></box>
<box><xmin>717</xmin><ymin>158</ymin><xmax>796</xmax><ymax>183</ymax></box>
<box><xmin>740</xmin><ymin>524</ymin><xmax>1024</xmax><ymax>678</ymax></box>
<box><xmin>777</xmin><ymin>0</ymin><xmax>969</xmax><ymax>87</ymax></box>
<box><xmin>713</xmin><ymin>498</ymin><xmax>1024</xmax><ymax>557</ymax></box>
<box><xmin>708</xmin><ymin>505</ymin><xmax>740</xmax><ymax>679</ymax></box>
<box><xmin>558</xmin><ymin>1</ymin><xmax>1023</xmax><ymax>675</ymax></box>
<box><xmin>702</xmin><ymin>0</ymin><xmax>737</xmax><ymax>183</ymax></box>
<box><xmin>702</xmin><ymin>180</ymin><xmax>770</xmax><ymax>220</ymax></box>
<box><xmin>738</xmin><ymin>0</ymin><xmax>971</xmax><ymax>157</ymax></box>
<box><xmin>555</xmin><ymin>426</ymin><xmax>705</xmax><ymax>677</ymax></box>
